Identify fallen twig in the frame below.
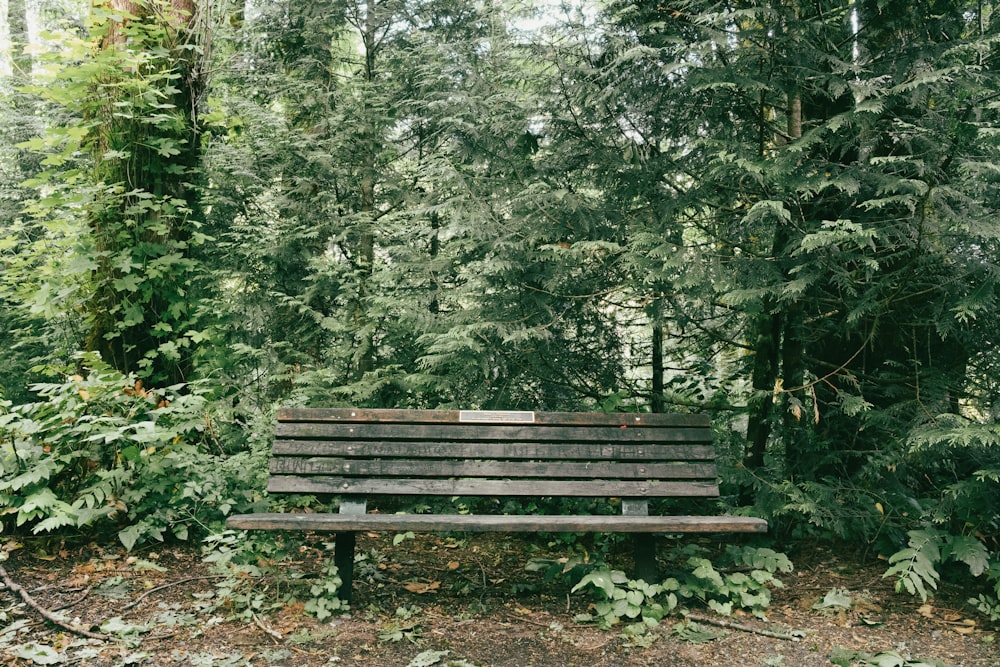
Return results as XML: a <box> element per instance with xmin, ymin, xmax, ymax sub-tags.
<box><xmin>31</xmin><ymin>584</ymin><xmax>86</xmax><ymax>594</ymax></box>
<box><xmin>504</xmin><ymin>613</ymin><xmax>556</xmax><ymax>628</ymax></box>
<box><xmin>121</xmin><ymin>575</ymin><xmax>225</xmax><ymax>611</ymax></box>
<box><xmin>52</xmin><ymin>586</ymin><xmax>94</xmax><ymax>613</ymax></box>
<box><xmin>252</xmin><ymin>610</ymin><xmax>284</xmax><ymax>642</ymax></box>
<box><xmin>684</xmin><ymin>612</ymin><xmax>803</xmax><ymax>641</ymax></box>
<box><xmin>0</xmin><ymin>563</ymin><xmax>110</xmax><ymax>641</ymax></box>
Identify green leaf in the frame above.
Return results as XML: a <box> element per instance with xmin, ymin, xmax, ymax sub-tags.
<box><xmin>572</xmin><ymin>569</ymin><xmax>617</xmax><ymax>598</ymax></box>
<box><xmin>829</xmin><ymin>647</ymin><xmax>864</xmax><ymax>667</ymax></box>
<box><xmin>14</xmin><ymin>643</ymin><xmax>66</xmax><ymax>665</ymax></box>
<box><xmin>34</xmin><ymin>514</ymin><xmax>78</xmax><ymax>532</ymax></box>
<box><xmin>406</xmin><ymin>650</ymin><xmax>449</xmax><ymax>667</ymax></box>
<box><xmin>813</xmin><ymin>588</ymin><xmax>853</xmax><ymax>611</ymax></box>
<box><xmin>119</xmin><ymin>524</ymin><xmax>141</xmax><ymax>552</ymax></box>
<box><xmin>867</xmin><ymin>651</ymin><xmax>906</xmax><ymax>667</ymax></box>
<box><xmin>945</xmin><ymin>535</ymin><xmax>989</xmax><ymax>577</ymax></box>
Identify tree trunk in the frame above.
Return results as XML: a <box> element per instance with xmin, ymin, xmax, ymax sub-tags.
<box><xmin>651</xmin><ymin>304</ymin><xmax>665</xmax><ymax>413</ymax></box>
<box><xmin>744</xmin><ymin>310</ymin><xmax>780</xmax><ymax>471</ymax></box>
<box><xmin>1</xmin><ymin>0</ymin><xmax>27</xmax><ymax>80</ymax></box>
<box><xmin>780</xmin><ymin>88</ymin><xmax>808</xmax><ymax>477</ymax></box>
<box><xmin>0</xmin><ymin>0</ymin><xmax>10</xmax><ymax>79</ymax></box>
<box><xmin>86</xmin><ymin>0</ymin><xmax>203</xmax><ymax>385</ymax></box>
<box><xmin>354</xmin><ymin>0</ymin><xmax>378</xmax><ymax>379</ymax></box>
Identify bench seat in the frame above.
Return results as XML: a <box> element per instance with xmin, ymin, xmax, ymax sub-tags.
<box><xmin>226</xmin><ymin>512</ymin><xmax>764</xmax><ymax>533</ymax></box>
<box><xmin>226</xmin><ymin>408</ymin><xmax>767</xmax><ymax>600</ymax></box>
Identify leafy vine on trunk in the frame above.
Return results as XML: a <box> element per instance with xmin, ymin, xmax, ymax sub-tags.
<box><xmin>84</xmin><ymin>0</ymin><xmax>205</xmax><ymax>385</ymax></box>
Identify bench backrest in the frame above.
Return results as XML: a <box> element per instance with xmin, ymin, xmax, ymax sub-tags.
<box><xmin>269</xmin><ymin>408</ymin><xmax>721</xmax><ymax>500</ymax></box>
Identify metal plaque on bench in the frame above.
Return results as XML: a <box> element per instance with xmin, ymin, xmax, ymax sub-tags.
<box><xmin>459</xmin><ymin>410</ymin><xmax>536</xmax><ymax>423</ymax></box>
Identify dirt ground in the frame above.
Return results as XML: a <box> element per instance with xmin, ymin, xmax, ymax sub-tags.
<box><xmin>1</xmin><ymin>532</ymin><xmax>997</xmax><ymax>667</ymax></box>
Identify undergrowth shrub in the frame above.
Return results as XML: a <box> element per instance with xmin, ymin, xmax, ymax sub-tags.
<box><xmin>731</xmin><ymin>410</ymin><xmax>1000</xmax><ymax>618</ymax></box>
<box><xmin>877</xmin><ymin>418</ymin><xmax>1000</xmax><ymax>615</ymax></box>
<box><xmin>203</xmin><ymin>529</ymin><xmax>347</xmax><ymax>620</ymax></box>
<box><xmin>532</xmin><ymin>544</ymin><xmax>791</xmax><ymax>634</ymax></box>
<box><xmin>0</xmin><ymin>353</ymin><xmax>263</xmax><ymax>548</ymax></box>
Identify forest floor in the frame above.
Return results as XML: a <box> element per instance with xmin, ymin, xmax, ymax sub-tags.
<box><xmin>1</xmin><ymin>532</ymin><xmax>997</xmax><ymax>667</ymax></box>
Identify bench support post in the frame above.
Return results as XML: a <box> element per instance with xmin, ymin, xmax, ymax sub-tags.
<box><xmin>623</xmin><ymin>499</ymin><xmax>658</xmax><ymax>583</ymax></box>
<box><xmin>335</xmin><ymin>499</ymin><xmax>367</xmax><ymax>602</ymax></box>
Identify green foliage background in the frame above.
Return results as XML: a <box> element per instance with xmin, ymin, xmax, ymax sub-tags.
<box><xmin>0</xmin><ymin>0</ymin><xmax>999</xmax><ymax>617</ymax></box>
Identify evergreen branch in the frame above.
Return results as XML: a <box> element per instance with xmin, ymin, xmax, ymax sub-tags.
<box><xmin>778</xmin><ymin>326</ymin><xmax>876</xmax><ymax>395</ymax></box>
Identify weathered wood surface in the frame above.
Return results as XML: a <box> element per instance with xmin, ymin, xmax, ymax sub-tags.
<box><xmin>278</xmin><ymin>408</ymin><xmax>710</xmax><ymax>428</ymax></box>
<box><xmin>257</xmin><ymin>407</ymin><xmax>730</xmax><ymax>500</ymax></box>
<box><xmin>266</xmin><ymin>476</ymin><xmax>721</xmax><ymax>497</ymax></box>
<box><xmin>268</xmin><ymin>458</ymin><xmax>718</xmax><ymax>479</ymax></box>
<box><xmin>228</xmin><ymin>407</ymin><xmax>769</xmax><ymax>601</ymax></box>
<box><xmin>271</xmin><ymin>440</ymin><xmax>716</xmax><ymax>461</ymax></box>
<box><xmin>226</xmin><ymin>512</ymin><xmax>768</xmax><ymax>534</ymax></box>
<box><xmin>275</xmin><ymin>422</ymin><xmax>713</xmax><ymax>443</ymax></box>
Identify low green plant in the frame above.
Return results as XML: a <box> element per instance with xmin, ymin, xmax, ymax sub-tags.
<box><xmin>0</xmin><ymin>354</ymin><xmax>260</xmax><ymax>549</ymax></box>
<box><xmin>405</xmin><ymin>650</ymin><xmax>479</xmax><ymax>667</ymax></box>
<box><xmin>393</xmin><ymin>531</ymin><xmax>416</xmax><ymax>546</ymax></box>
<box><xmin>679</xmin><ymin>549</ymin><xmax>789</xmax><ymax>618</ymax></box>
<box><xmin>203</xmin><ymin>531</ymin><xmax>290</xmax><ymax>620</ymax></box>
<box><xmin>674</xmin><ymin>545</ymin><xmax>792</xmax><ymax>619</ymax></box>
<box><xmin>883</xmin><ymin>528</ymin><xmax>990</xmax><ymax>602</ymax></box>
<box><xmin>203</xmin><ymin>530</ymin><xmax>349</xmax><ymax>621</ymax></box>
<box><xmin>970</xmin><ymin>562</ymin><xmax>1000</xmax><ymax>621</ymax></box>
<box><xmin>562</xmin><ymin>546</ymin><xmax>791</xmax><ymax>632</ymax></box>
<box><xmin>303</xmin><ymin>553</ymin><xmax>345</xmax><ymax>620</ymax></box>
<box><xmin>379</xmin><ymin>606</ymin><xmax>424</xmax><ymax>643</ymax></box>
<box><xmin>812</xmin><ymin>588</ymin><xmax>854</xmax><ymax>614</ymax></box>
<box><xmin>620</xmin><ymin>618</ymin><xmax>661</xmax><ymax>647</ymax></box>
<box><xmin>524</xmin><ymin>553</ymin><xmax>596</xmax><ymax>586</ymax></box>
<box><xmin>829</xmin><ymin>647</ymin><xmax>951</xmax><ymax>667</ymax></box>
<box><xmin>877</xmin><ymin>417</ymin><xmax>1000</xmax><ymax>612</ymax></box>
<box><xmin>354</xmin><ymin>547</ymin><xmax>389</xmax><ymax>588</ymax></box>
<box><xmin>671</xmin><ymin>619</ymin><xmax>722</xmax><ymax>644</ymax></box>
<box><xmin>571</xmin><ymin>569</ymin><xmax>675</xmax><ymax>629</ymax></box>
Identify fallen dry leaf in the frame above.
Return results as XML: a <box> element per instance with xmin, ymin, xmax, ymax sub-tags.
<box><xmin>953</xmin><ymin>621</ymin><xmax>977</xmax><ymax>635</ymax></box>
<box><xmin>403</xmin><ymin>580</ymin><xmax>441</xmax><ymax>594</ymax></box>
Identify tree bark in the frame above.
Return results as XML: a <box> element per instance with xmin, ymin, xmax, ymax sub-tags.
<box><xmin>744</xmin><ymin>310</ymin><xmax>780</xmax><ymax>471</ymax></box>
<box><xmin>86</xmin><ymin>0</ymin><xmax>202</xmax><ymax>384</ymax></box>
<box><xmin>780</xmin><ymin>87</ymin><xmax>807</xmax><ymax>476</ymax></box>
<box><xmin>354</xmin><ymin>0</ymin><xmax>379</xmax><ymax>379</ymax></box>
<box><xmin>651</xmin><ymin>304</ymin><xmax>665</xmax><ymax>413</ymax></box>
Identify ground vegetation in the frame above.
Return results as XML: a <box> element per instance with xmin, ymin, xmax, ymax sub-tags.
<box><xmin>1</xmin><ymin>1</ymin><xmax>999</xmax><ymax>663</ymax></box>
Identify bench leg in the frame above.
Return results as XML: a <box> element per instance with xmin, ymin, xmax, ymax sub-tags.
<box><xmin>623</xmin><ymin>499</ymin><xmax>658</xmax><ymax>582</ymax></box>
<box><xmin>334</xmin><ymin>531</ymin><xmax>356</xmax><ymax>602</ymax></box>
<box><xmin>633</xmin><ymin>534</ymin><xmax>658</xmax><ymax>583</ymax></box>
<box><xmin>334</xmin><ymin>498</ymin><xmax>366</xmax><ymax>602</ymax></box>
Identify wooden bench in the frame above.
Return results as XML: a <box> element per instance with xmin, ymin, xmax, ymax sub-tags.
<box><xmin>226</xmin><ymin>408</ymin><xmax>767</xmax><ymax>601</ymax></box>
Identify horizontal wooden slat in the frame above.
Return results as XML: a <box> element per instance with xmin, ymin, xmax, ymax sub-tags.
<box><xmin>269</xmin><ymin>457</ymin><xmax>717</xmax><ymax>480</ymax></box>
<box><xmin>278</xmin><ymin>408</ymin><xmax>711</xmax><ymax>428</ymax></box>
<box><xmin>227</xmin><ymin>512</ymin><xmax>768</xmax><ymax>534</ymax></box>
<box><xmin>271</xmin><ymin>440</ymin><xmax>716</xmax><ymax>461</ymax></box>
<box><xmin>275</xmin><ymin>422</ymin><xmax>713</xmax><ymax>443</ymax></box>
<box><xmin>266</xmin><ymin>476</ymin><xmax>720</xmax><ymax>497</ymax></box>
